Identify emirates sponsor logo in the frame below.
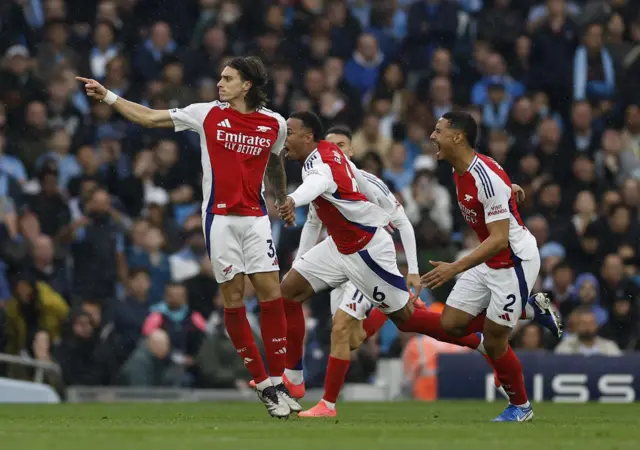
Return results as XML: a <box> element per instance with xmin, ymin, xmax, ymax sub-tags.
<box><xmin>216</xmin><ymin>129</ymin><xmax>272</xmax><ymax>155</ymax></box>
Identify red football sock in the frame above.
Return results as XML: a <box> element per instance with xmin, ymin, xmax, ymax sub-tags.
<box><xmin>323</xmin><ymin>356</ymin><xmax>350</xmax><ymax>404</ymax></box>
<box><xmin>464</xmin><ymin>313</ymin><xmax>487</xmax><ymax>334</ymax></box>
<box><xmin>224</xmin><ymin>306</ymin><xmax>269</xmax><ymax>384</ymax></box>
<box><xmin>490</xmin><ymin>346</ymin><xmax>528</xmax><ymax>405</ymax></box>
<box><xmin>260</xmin><ymin>298</ymin><xmax>287</xmax><ymax>377</ymax></box>
<box><xmin>284</xmin><ymin>299</ymin><xmax>305</xmax><ymax>370</ymax></box>
<box><xmin>397</xmin><ymin>308</ymin><xmax>481</xmax><ymax>349</ymax></box>
<box><xmin>363</xmin><ymin>308</ymin><xmax>389</xmax><ymax>338</ymax></box>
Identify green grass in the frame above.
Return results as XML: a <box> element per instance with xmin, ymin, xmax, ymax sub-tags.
<box><xmin>0</xmin><ymin>402</ymin><xmax>638</xmax><ymax>450</ymax></box>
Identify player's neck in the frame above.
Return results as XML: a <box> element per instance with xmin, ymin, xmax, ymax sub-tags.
<box><xmin>228</xmin><ymin>98</ymin><xmax>255</xmax><ymax>114</ymax></box>
<box><xmin>451</xmin><ymin>149</ymin><xmax>476</xmax><ymax>176</ymax></box>
<box><xmin>300</xmin><ymin>143</ymin><xmax>318</xmax><ymax>161</ymax></box>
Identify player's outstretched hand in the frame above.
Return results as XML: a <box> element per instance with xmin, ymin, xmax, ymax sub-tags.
<box><xmin>76</xmin><ymin>76</ymin><xmax>107</xmax><ymax>101</ymax></box>
<box><xmin>406</xmin><ymin>273</ymin><xmax>422</xmax><ymax>302</ymax></box>
<box><xmin>277</xmin><ymin>196</ymin><xmax>296</xmax><ymax>226</ymax></box>
<box><xmin>512</xmin><ymin>184</ymin><xmax>525</xmax><ymax>204</ymax></box>
<box><xmin>421</xmin><ymin>261</ymin><xmax>459</xmax><ymax>289</ymax></box>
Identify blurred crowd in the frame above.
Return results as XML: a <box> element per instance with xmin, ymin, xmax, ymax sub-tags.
<box><xmin>1</xmin><ymin>0</ymin><xmax>640</xmax><ymax>396</ymax></box>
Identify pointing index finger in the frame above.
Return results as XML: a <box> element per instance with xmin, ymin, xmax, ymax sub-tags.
<box><xmin>75</xmin><ymin>76</ymin><xmax>91</xmax><ymax>83</ymax></box>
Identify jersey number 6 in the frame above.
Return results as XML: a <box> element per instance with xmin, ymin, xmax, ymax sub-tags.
<box><xmin>373</xmin><ymin>286</ymin><xmax>386</xmax><ymax>302</ymax></box>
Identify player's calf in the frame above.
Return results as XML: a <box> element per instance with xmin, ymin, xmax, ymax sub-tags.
<box><xmin>483</xmin><ymin>319</ymin><xmax>530</xmax><ymax>410</ymax></box>
<box><xmin>281</xmin><ymin>269</ymin><xmax>315</xmax><ymax>394</ymax></box>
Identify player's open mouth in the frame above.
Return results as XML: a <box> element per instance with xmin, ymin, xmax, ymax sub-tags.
<box><xmin>432</xmin><ymin>139</ymin><xmax>440</xmax><ymax>157</ymax></box>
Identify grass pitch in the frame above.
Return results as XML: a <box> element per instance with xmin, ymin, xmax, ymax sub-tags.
<box><xmin>0</xmin><ymin>401</ymin><xmax>638</xmax><ymax>450</ymax></box>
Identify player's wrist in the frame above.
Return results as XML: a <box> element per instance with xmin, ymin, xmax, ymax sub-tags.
<box><xmin>103</xmin><ymin>90</ymin><xmax>118</xmax><ymax>105</ymax></box>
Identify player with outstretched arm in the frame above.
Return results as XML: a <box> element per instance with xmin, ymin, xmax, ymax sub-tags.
<box><xmin>77</xmin><ymin>56</ymin><xmax>300</xmax><ymax>418</ymax></box>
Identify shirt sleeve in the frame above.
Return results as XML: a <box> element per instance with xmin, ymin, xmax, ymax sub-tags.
<box><xmin>477</xmin><ymin>172</ymin><xmax>511</xmax><ymax>224</ymax></box>
<box><xmin>390</xmin><ymin>205</ymin><xmax>419</xmax><ymax>274</ymax></box>
<box><xmin>295</xmin><ymin>205</ymin><xmax>323</xmax><ymax>262</ymax></box>
<box><xmin>271</xmin><ymin>114</ymin><xmax>287</xmax><ymax>155</ymax></box>
<box><xmin>289</xmin><ymin>165</ymin><xmax>337</xmax><ymax>207</ymax></box>
<box><xmin>169</xmin><ymin>102</ymin><xmax>214</xmax><ymax>132</ymax></box>
<box><xmin>350</xmin><ymin>165</ymin><xmax>387</xmax><ymax>208</ymax></box>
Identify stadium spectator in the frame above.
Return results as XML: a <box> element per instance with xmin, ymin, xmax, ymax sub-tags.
<box><xmin>54</xmin><ymin>307</ymin><xmax>118</xmax><ymax>386</ymax></box>
<box><xmin>4</xmin><ymin>270</ymin><xmax>69</xmax><ymax>378</ymax></box>
<box><xmin>142</xmin><ymin>283</ymin><xmax>206</xmax><ymax>372</ymax></box>
<box><xmin>30</xmin><ymin>234</ymin><xmax>70</xmax><ymax>300</ymax></box>
<box><xmin>118</xmin><ymin>329</ymin><xmax>183</xmax><ymax>387</ymax></box>
<box><xmin>113</xmin><ymin>269</ymin><xmax>152</xmax><ymax>360</ymax></box>
<box><xmin>555</xmin><ymin>306</ymin><xmax>622</xmax><ymax>356</ymax></box>
<box><xmin>61</xmin><ymin>188</ymin><xmax>127</xmax><ymax>302</ymax></box>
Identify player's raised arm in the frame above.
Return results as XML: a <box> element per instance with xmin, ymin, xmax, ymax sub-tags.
<box><xmin>76</xmin><ymin>76</ymin><xmax>174</xmax><ymax>128</ymax></box>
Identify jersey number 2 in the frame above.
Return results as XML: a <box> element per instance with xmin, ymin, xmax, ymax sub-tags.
<box><xmin>504</xmin><ymin>294</ymin><xmax>516</xmax><ymax>313</ymax></box>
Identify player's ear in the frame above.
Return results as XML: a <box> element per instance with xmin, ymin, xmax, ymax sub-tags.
<box><xmin>243</xmin><ymin>80</ymin><xmax>252</xmax><ymax>94</ymax></box>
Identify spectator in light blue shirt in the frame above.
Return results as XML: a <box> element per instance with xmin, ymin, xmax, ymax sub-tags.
<box><xmin>471</xmin><ymin>53</ymin><xmax>524</xmax><ymax>106</ymax></box>
<box><xmin>383</xmin><ymin>142</ymin><xmax>414</xmax><ymax>191</ymax></box>
<box><xmin>0</xmin><ymin>133</ymin><xmax>27</xmax><ymax>184</ymax></box>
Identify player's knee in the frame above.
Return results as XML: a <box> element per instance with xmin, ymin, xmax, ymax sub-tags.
<box><xmin>388</xmin><ymin>302</ymin><xmax>413</xmax><ymax>327</ymax></box>
<box><xmin>440</xmin><ymin>313</ymin><xmax>466</xmax><ymax>337</ymax></box>
<box><xmin>349</xmin><ymin>326</ymin><xmax>367</xmax><ymax>350</ymax></box>
<box><xmin>280</xmin><ymin>270</ymin><xmax>312</xmax><ymax>302</ymax></box>
<box><xmin>331</xmin><ymin>316</ymin><xmax>352</xmax><ymax>344</ymax></box>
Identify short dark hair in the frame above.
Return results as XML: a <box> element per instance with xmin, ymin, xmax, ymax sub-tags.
<box><xmin>442</xmin><ymin>111</ymin><xmax>478</xmax><ymax>148</ymax></box>
<box><xmin>225</xmin><ymin>56</ymin><xmax>268</xmax><ymax>110</ymax></box>
<box><xmin>290</xmin><ymin>111</ymin><xmax>324</xmax><ymax>141</ymax></box>
<box><xmin>326</xmin><ymin>125</ymin><xmax>352</xmax><ymax>141</ymax></box>
<box><xmin>129</xmin><ymin>267</ymin><xmax>150</xmax><ymax>279</ymax></box>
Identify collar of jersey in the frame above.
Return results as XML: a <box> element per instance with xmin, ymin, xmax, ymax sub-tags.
<box><xmin>304</xmin><ymin>149</ymin><xmax>319</xmax><ymax>165</ymax></box>
<box><xmin>466</xmin><ymin>154</ymin><xmax>479</xmax><ymax>172</ymax></box>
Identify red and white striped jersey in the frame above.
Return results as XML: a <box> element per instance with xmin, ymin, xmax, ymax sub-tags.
<box><xmin>454</xmin><ymin>153</ymin><xmax>537</xmax><ymax>269</ymax></box>
<box><xmin>169</xmin><ymin>101</ymin><xmax>286</xmax><ymax>216</ymax></box>
<box><xmin>290</xmin><ymin>141</ymin><xmax>390</xmax><ymax>254</ymax></box>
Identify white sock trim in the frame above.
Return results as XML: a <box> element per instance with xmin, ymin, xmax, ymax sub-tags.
<box><xmin>321</xmin><ymin>399</ymin><xmax>336</xmax><ymax>410</ymax></box>
<box><xmin>514</xmin><ymin>401</ymin><xmax>531</xmax><ymax>409</ymax></box>
<box><xmin>271</xmin><ymin>376</ymin><xmax>283</xmax><ymax>386</ymax></box>
<box><xmin>256</xmin><ymin>379</ymin><xmax>273</xmax><ymax>391</ymax></box>
<box><xmin>284</xmin><ymin>368</ymin><xmax>304</xmax><ymax>385</ymax></box>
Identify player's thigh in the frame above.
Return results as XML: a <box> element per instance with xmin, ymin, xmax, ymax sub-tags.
<box><xmin>485</xmin><ymin>261</ymin><xmax>535</xmax><ymax>329</ymax></box>
<box><xmin>203</xmin><ymin>213</ymin><xmax>244</xmax><ymax>283</ymax></box>
<box><xmin>289</xmin><ymin>238</ymin><xmax>348</xmax><ymax>297</ymax></box>
<box><xmin>443</xmin><ymin>266</ymin><xmax>491</xmax><ymax>329</ymax></box>
<box><xmin>345</xmin><ymin>230</ymin><xmax>408</xmax><ymax>315</ymax></box>
<box><xmin>280</xmin><ymin>269</ymin><xmax>315</xmax><ymax>302</ymax></box>
<box><xmin>243</xmin><ymin>216</ymin><xmax>280</xmax><ymax>276</ymax></box>
<box><xmin>331</xmin><ymin>282</ymin><xmax>370</xmax><ymax>321</ymax></box>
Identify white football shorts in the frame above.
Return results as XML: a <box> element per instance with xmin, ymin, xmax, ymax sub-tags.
<box><xmin>446</xmin><ymin>251</ymin><xmax>541</xmax><ymax>328</ymax></box>
<box><xmin>293</xmin><ymin>228</ymin><xmax>408</xmax><ymax>314</ymax></box>
<box><xmin>203</xmin><ymin>213</ymin><xmax>279</xmax><ymax>283</ymax></box>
